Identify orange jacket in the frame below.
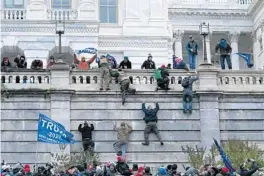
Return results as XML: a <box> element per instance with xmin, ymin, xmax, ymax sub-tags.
<box><xmin>78</xmin><ymin>54</ymin><xmax>97</xmax><ymax>70</ymax></box>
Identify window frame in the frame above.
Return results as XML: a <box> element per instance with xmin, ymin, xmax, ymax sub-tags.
<box><xmin>99</xmin><ymin>0</ymin><xmax>118</xmax><ymax>24</ymax></box>
<box><xmin>52</xmin><ymin>0</ymin><xmax>72</xmax><ymax>9</ymax></box>
<box><xmin>4</xmin><ymin>0</ymin><xmax>24</xmax><ymax>8</ymax></box>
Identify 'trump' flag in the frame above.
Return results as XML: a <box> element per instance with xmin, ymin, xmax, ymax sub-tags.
<box><xmin>213</xmin><ymin>138</ymin><xmax>235</xmax><ymax>174</ymax></box>
<box><xmin>235</xmin><ymin>53</ymin><xmax>254</xmax><ymax>68</ymax></box>
<box><xmin>37</xmin><ymin>113</ymin><xmax>76</xmax><ymax>144</ymax></box>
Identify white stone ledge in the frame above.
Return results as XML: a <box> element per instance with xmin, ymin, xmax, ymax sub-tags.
<box><xmin>1</xmin><ymin>131</ymin><xmax>201</xmax><ymax>142</ymax></box>
<box><xmin>221</xmin><ymin>132</ymin><xmax>264</xmax><ymax>140</ymax></box>
<box><xmin>220</xmin><ymin>110</ymin><xmax>264</xmax><ymax>120</ymax></box>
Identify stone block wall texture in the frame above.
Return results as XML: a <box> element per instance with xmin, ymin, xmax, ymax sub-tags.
<box><xmin>1</xmin><ymin>92</ymin><xmax>264</xmax><ymax>170</ymax></box>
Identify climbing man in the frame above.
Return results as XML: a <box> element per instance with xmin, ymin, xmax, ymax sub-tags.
<box><xmin>98</xmin><ymin>55</ymin><xmax>111</xmax><ymax>91</ymax></box>
<box><xmin>142</xmin><ymin>102</ymin><xmax>163</xmax><ymax>146</ymax></box>
<box><xmin>78</xmin><ymin>121</ymin><xmax>95</xmax><ymax>151</ymax></box>
<box><xmin>181</xmin><ymin>72</ymin><xmax>199</xmax><ymax>114</ymax></box>
<box><xmin>117</xmin><ymin>69</ymin><xmax>136</xmax><ymax>105</ymax></box>
<box><xmin>154</xmin><ymin>65</ymin><xmax>170</xmax><ymax>91</ymax></box>
<box><xmin>113</xmin><ymin>122</ymin><xmax>133</xmax><ymax>160</ymax></box>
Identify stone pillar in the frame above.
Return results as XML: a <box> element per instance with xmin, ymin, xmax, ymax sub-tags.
<box><xmin>173</xmin><ymin>30</ymin><xmax>184</xmax><ymax>59</ymax></box>
<box><xmin>197</xmin><ymin>65</ymin><xmax>220</xmax><ymax>157</ymax></box>
<box><xmin>251</xmin><ymin>31</ymin><xmax>259</xmax><ymax>70</ymax></box>
<box><xmin>205</xmin><ymin>33</ymin><xmax>212</xmax><ymax>64</ymax></box>
<box><xmin>228</xmin><ymin>31</ymin><xmax>240</xmax><ymax>70</ymax></box>
<box><xmin>49</xmin><ymin>61</ymin><xmax>73</xmax><ymax>153</ymax></box>
<box><xmin>27</xmin><ymin>0</ymin><xmax>46</xmax><ymax>20</ymax></box>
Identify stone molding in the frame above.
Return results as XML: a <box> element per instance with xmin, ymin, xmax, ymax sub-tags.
<box><xmin>98</xmin><ymin>40</ymin><xmax>167</xmax><ymax>48</ymax></box>
<box><xmin>173</xmin><ymin>29</ymin><xmax>184</xmax><ymax>42</ymax></box>
<box><xmin>228</xmin><ymin>31</ymin><xmax>241</xmax><ymax>43</ymax></box>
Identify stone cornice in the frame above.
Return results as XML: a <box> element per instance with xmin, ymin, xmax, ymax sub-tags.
<box><xmin>0</xmin><ymin>20</ymin><xmax>99</xmax><ymax>34</ymax></box>
<box><xmin>248</xmin><ymin>0</ymin><xmax>263</xmax><ymax>14</ymax></box>
<box><xmin>169</xmin><ymin>9</ymin><xmax>249</xmax><ymax>17</ymax></box>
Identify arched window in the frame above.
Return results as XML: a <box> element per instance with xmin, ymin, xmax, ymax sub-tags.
<box><xmin>99</xmin><ymin>0</ymin><xmax>117</xmax><ymax>23</ymax></box>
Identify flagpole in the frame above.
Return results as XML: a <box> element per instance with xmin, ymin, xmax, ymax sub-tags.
<box><xmin>35</xmin><ymin>141</ymin><xmax>38</xmax><ymax>169</ymax></box>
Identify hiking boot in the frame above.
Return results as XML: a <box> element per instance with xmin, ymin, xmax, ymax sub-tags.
<box><xmin>99</xmin><ymin>88</ymin><xmax>103</xmax><ymax>91</ymax></box>
<box><xmin>188</xmin><ymin>110</ymin><xmax>192</xmax><ymax>114</ymax></box>
<box><xmin>106</xmin><ymin>88</ymin><xmax>111</xmax><ymax>91</ymax></box>
<box><xmin>142</xmin><ymin>142</ymin><xmax>149</xmax><ymax>146</ymax></box>
<box><xmin>161</xmin><ymin>142</ymin><xmax>164</xmax><ymax>145</ymax></box>
<box><xmin>183</xmin><ymin>110</ymin><xmax>187</xmax><ymax>114</ymax></box>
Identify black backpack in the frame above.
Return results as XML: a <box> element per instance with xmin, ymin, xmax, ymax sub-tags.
<box><xmin>181</xmin><ymin>77</ymin><xmax>190</xmax><ymax>88</ymax></box>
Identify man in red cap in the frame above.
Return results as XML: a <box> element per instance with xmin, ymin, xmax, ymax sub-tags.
<box><xmin>154</xmin><ymin>64</ymin><xmax>170</xmax><ymax>91</ymax></box>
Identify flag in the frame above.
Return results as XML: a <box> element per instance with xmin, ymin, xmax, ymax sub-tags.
<box><xmin>213</xmin><ymin>138</ymin><xmax>235</xmax><ymax>174</ymax></box>
<box><xmin>235</xmin><ymin>53</ymin><xmax>254</xmax><ymax>68</ymax></box>
<box><xmin>37</xmin><ymin>113</ymin><xmax>76</xmax><ymax>144</ymax></box>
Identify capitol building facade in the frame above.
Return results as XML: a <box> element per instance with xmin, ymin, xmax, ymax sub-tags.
<box><xmin>1</xmin><ymin>0</ymin><xmax>264</xmax><ymax>70</ymax></box>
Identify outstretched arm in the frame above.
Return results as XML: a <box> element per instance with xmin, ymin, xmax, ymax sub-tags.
<box><xmin>154</xmin><ymin>102</ymin><xmax>159</xmax><ymax>113</ymax></box>
<box><xmin>142</xmin><ymin>103</ymin><xmax>147</xmax><ymax>113</ymax></box>
<box><xmin>78</xmin><ymin>124</ymin><xmax>83</xmax><ymax>132</ymax></box>
<box><xmin>126</xmin><ymin>124</ymin><xmax>133</xmax><ymax>133</ymax></box>
<box><xmin>87</xmin><ymin>54</ymin><xmax>97</xmax><ymax>64</ymax></box>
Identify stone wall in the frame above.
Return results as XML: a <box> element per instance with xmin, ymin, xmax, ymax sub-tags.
<box><xmin>1</xmin><ymin>64</ymin><xmax>264</xmax><ymax>170</ymax></box>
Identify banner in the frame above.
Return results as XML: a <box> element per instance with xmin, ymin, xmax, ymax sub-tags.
<box><xmin>37</xmin><ymin>113</ymin><xmax>76</xmax><ymax>144</ymax></box>
<box><xmin>75</xmin><ymin>47</ymin><xmax>98</xmax><ymax>68</ymax></box>
<box><xmin>235</xmin><ymin>53</ymin><xmax>254</xmax><ymax>68</ymax></box>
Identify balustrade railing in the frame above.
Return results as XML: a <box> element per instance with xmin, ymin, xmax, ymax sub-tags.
<box><xmin>1</xmin><ymin>69</ymin><xmax>263</xmax><ymax>92</ymax></box>
<box><xmin>47</xmin><ymin>9</ymin><xmax>78</xmax><ymax>20</ymax></box>
<box><xmin>168</xmin><ymin>0</ymin><xmax>252</xmax><ymax>6</ymax></box>
<box><xmin>1</xmin><ymin>9</ymin><xmax>26</xmax><ymax>20</ymax></box>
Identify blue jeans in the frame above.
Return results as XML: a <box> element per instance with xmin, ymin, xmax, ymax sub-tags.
<box><xmin>183</xmin><ymin>94</ymin><xmax>193</xmax><ymax>111</ymax></box>
<box><xmin>113</xmin><ymin>141</ymin><xmax>127</xmax><ymax>159</ymax></box>
<box><xmin>189</xmin><ymin>54</ymin><xmax>196</xmax><ymax>69</ymax></box>
<box><xmin>220</xmin><ymin>55</ymin><xmax>232</xmax><ymax>70</ymax></box>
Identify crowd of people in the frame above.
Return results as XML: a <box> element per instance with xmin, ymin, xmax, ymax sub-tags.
<box><xmin>2</xmin><ymin>158</ymin><xmax>263</xmax><ymax>176</ymax></box>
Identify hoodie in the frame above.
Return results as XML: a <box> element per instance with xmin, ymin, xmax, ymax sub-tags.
<box><xmin>157</xmin><ymin>167</ymin><xmax>168</xmax><ymax>176</ymax></box>
<box><xmin>215</xmin><ymin>39</ymin><xmax>232</xmax><ymax>55</ymax></box>
<box><xmin>78</xmin><ymin>123</ymin><xmax>94</xmax><ymax>140</ymax></box>
<box><xmin>142</xmin><ymin>103</ymin><xmax>159</xmax><ymax>123</ymax></box>
<box><xmin>1</xmin><ymin>57</ymin><xmax>12</xmax><ymax>67</ymax></box>
<box><xmin>14</xmin><ymin>56</ymin><xmax>27</xmax><ymax>68</ymax></box>
<box><xmin>114</xmin><ymin>123</ymin><xmax>133</xmax><ymax>143</ymax></box>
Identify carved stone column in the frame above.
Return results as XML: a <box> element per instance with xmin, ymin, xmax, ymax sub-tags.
<box><xmin>251</xmin><ymin>31</ymin><xmax>259</xmax><ymax>70</ymax></box>
<box><xmin>173</xmin><ymin>30</ymin><xmax>184</xmax><ymax>59</ymax></box>
<box><xmin>228</xmin><ymin>31</ymin><xmax>240</xmax><ymax>70</ymax></box>
<box><xmin>205</xmin><ymin>33</ymin><xmax>212</xmax><ymax>64</ymax></box>
<box><xmin>27</xmin><ymin>0</ymin><xmax>46</xmax><ymax>20</ymax></box>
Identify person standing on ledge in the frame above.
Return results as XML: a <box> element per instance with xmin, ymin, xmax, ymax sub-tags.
<box><xmin>113</xmin><ymin>122</ymin><xmax>133</xmax><ymax>160</ymax></box>
<box><xmin>186</xmin><ymin>35</ymin><xmax>198</xmax><ymax>70</ymax></box>
<box><xmin>215</xmin><ymin>38</ymin><xmax>232</xmax><ymax>70</ymax></box>
<box><xmin>181</xmin><ymin>72</ymin><xmax>199</xmax><ymax>114</ymax></box>
<box><xmin>78</xmin><ymin>121</ymin><xmax>95</xmax><ymax>151</ymax></box>
<box><xmin>142</xmin><ymin>102</ymin><xmax>163</xmax><ymax>146</ymax></box>
<box><xmin>98</xmin><ymin>55</ymin><xmax>111</xmax><ymax>91</ymax></box>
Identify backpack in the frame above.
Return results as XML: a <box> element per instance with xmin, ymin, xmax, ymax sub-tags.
<box><xmin>110</xmin><ymin>70</ymin><xmax>119</xmax><ymax>77</ymax></box>
<box><xmin>181</xmin><ymin>77</ymin><xmax>190</xmax><ymax>88</ymax></box>
<box><xmin>154</xmin><ymin>69</ymin><xmax>162</xmax><ymax>80</ymax></box>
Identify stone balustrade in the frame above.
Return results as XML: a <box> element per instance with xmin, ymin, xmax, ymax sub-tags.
<box><xmin>1</xmin><ymin>67</ymin><xmax>263</xmax><ymax>92</ymax></box>
<box><xmin>1</xmin><ymin>9</ymin><xmax>27</xmax><ymax>20</ymax></box>
<box><xmin>46</xmin><ymin>9</ymin><xmax>78</xmax><ymax>20</ymax></box>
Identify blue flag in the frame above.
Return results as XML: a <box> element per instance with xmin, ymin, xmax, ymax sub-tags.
<box><xmin>106</xmin><ymin>54</ymin><xmax>117</xmax><ymax>68</ymax></box>
<box><xmin>76</xmin><ymin>48</ymin><xmax>97</xmax><ymax>55</ymax></box>
<box><xmin>37</xmin><ymin>113</ymin><xmax>76</xmax><ymax>144</ymax></box>
<box><xmin>213</xmin><ymin>138</ymin><xmax>235</xmax><ymax>174</ymax></box>
<box><xmin>235</xmin><ymin>53</ymin><xmax>254</xmax><ymax>68</ymax></box>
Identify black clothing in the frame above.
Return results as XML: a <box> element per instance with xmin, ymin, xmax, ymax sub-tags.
<box><xmin>239</xmin><ymin>162</ymin><xmax>259</xmax><ymax>176</ymax></box>
<box><xmin>141</xmin><ymin>60</ymin><xmax>156</xmax><ymax>69</ymax></box>
<box><xmin>119</xmin><ymin>60</ymin><xmax>132</xmax><ymax>69</ymax></box>
<box><xmin>14</xmin><ymin>56</ymin><xmax>27</xmax><ymax>68</ymax></box>
<box><xmin>116</xmin><ymin>161</ymin><xmax>131</xmax><ymax>176</ymax></box>
<box><xmin>78</xmin><ymin>124</ymin><xmax>94</xmax><ymax>140</ymax></box>
<box><xmin>157</xmin><ymin>68</ymin><xmax>170</xmax><ymax>90</ymax></box>
<box><xmin>31</xmin><ymin>60</ymin><xmax>43</xmax><ymax>69</ymax></box>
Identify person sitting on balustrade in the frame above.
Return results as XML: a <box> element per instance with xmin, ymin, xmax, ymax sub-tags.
<box><xmin>1</xmin><ymin>57</ymin><xmax>12</xmax><ymax>71</ymax></box>
<box><xmin>119</xmin><ymin>56</ymin><xmax>132</xmax><ymax>69</ymax></box>
<box><xmin>141</xmin><ymin>54</ymin><xmax>156</xmax><ymax>69</ymax></box>
<box><xmin>47</xmin><ymin>56</ymin><xmax>55</xmax><ymax>68</ymax></box>
<box><xmin>14</xmin><ymin>55</ymin><xmax>27</xmax><ymax>69</ymax></box>
<box><xmin>31</xmin><ymin>58</ymin><xmax>43</xmax><ymax>69</ymax></box>
<box><xmin>155</xmin><ymin>65</ymin><xmax>170</xmax><ymax>91</ymax></box>
<box><xmin>173</xmin><ymin>56</ymin><xmax>189</xmax><ymax>71</ymax></box>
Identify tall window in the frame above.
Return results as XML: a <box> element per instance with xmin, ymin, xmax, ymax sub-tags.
<box><xmin>4</xmin><ymin>0</ymin><xmax>24</xmax><ymax>8</ymax></box>
<box><xmin>100</xmin><ymin>0</ymin><xmax>117</xmax><ymax>23</ymax></box>
<box><xmin>52</xmin><ymin>0</ymin><xmax>71</xmax><ymax>9</ymax></box>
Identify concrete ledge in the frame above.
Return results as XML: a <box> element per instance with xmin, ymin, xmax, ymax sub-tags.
<box><xmin>1</xmin><ymin>131</ymin><xmax>201</xmax><ymax>142</ymax></box>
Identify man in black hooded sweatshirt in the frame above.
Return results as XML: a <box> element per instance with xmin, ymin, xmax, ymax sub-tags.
<box><xmin>78</xmin><ymin>121</ymin><xmax>95</xmax><ymax>151</ymax></box>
